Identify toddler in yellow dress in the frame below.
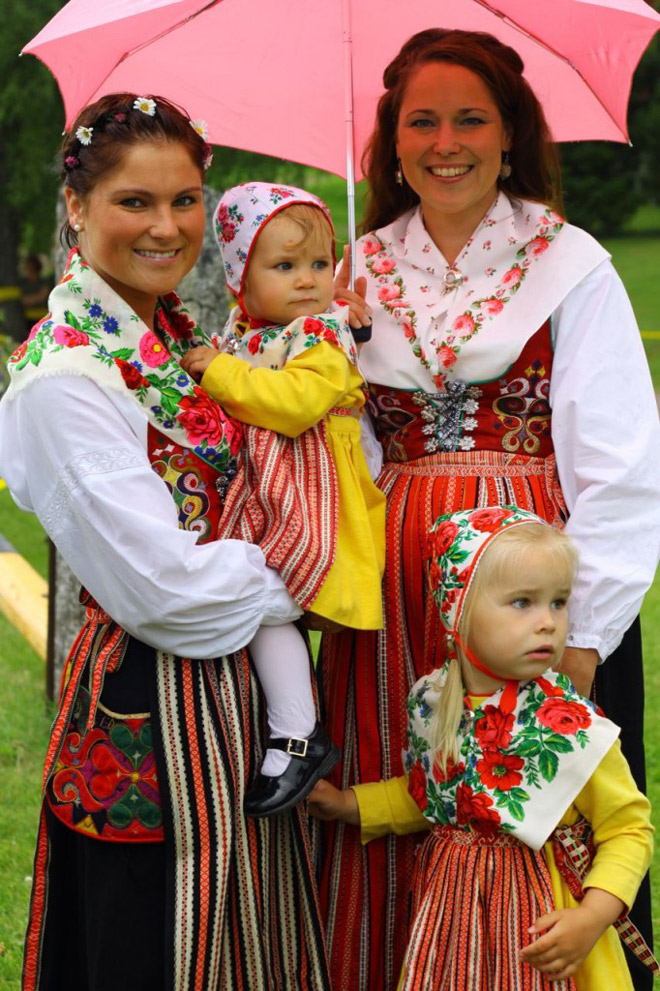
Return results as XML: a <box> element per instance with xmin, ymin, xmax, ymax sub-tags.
<box><xmin>181</xmin><ymin>182</ymin><xmax>385</xmax><ymax>818</ymax></box>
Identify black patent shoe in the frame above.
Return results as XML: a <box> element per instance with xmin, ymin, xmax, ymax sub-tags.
<box><xmin>244</xmin><ymin>723</ymin><xmax>340</xmax><ymax>818</ymax></box>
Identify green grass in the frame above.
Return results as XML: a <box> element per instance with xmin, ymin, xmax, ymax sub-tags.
<box><xmin>642</xmin><ymin>579</ymin><xmax>660</xmax><ymax>938</ymax></box>
<box><xmin>601</xmin><ymin>236</ymin><xmax>660</xmax><ymax>334</ymax></box>
<box><xmin>0</xmin><ymin>614</ymin><xmax>54</xmax><ymax>987</ymax></box>
<box><xmin>0</xmin><ymin>488</ymin><xmax>49</xmax><ymax>577</ymax></box>
<box><xmin>623</xmin><ymin>204</ymin><xmax>660</xmax><ymax>236</ymax></box>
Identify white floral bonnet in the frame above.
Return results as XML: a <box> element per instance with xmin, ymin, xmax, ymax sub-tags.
<box><xmin>427</xmin><ymin>505</ymin><xmax>551</xmax><ymax>638</ymax></box>
<box><xmin>212</xmin><ymin>181</ymin><xmax>335</xmax><ymax>299</ymax></box>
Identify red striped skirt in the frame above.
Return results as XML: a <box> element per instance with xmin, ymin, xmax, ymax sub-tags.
<box><xmin>218</xmin><ymin>421</ymin><xmax>338</xmax><ymax>609</ymax></box>
<box><xmin>401</xmin><ymin>825</ymin><xmax>576</xmax><ymax>991</ymax></box>
<box><xmin>319</xmin><ymin>451</ymin><xmax>567</xmax><ymax>991</ymax></box>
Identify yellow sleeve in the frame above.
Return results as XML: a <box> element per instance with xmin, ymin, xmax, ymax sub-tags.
<box><xmin>352</xmin><ymin>776</ymin><xmax>431</xmax><ymax>845</ymax></box>
<box><xmin>574</xmin><ymin>739</ymin><xmax>653</xmax><ymax>911</ymax></box>
<box><xmin>199</xmin><ymin>340</ymin><xmax>363</xmax><ymax>438</ymax></box>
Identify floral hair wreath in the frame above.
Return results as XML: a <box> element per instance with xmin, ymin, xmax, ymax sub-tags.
<box><xmin>64</xmin><ymin>97</ymin><xmax>213</xmax><ymax>171</ymax></box>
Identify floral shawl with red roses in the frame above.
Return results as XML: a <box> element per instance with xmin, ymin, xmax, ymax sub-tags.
<box><xmin>404</xmin><ymin>668</ymin><xmax>619</xmax><ymax>850</ymax></box>
<box><xmin>5</xmin><ymin>248</ymin><xmax>241</xmax><ymax>475</ymax></box>
<box><xmin>216</xmin><ymin>305</ymin><xmax>358</xmax><ymax>371</ymax></box>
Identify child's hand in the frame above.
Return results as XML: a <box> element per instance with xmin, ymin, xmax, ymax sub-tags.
<box><xmin>308</xmin><ymin>779</ymin><xmax>360</xmax><ymax>826</ymax></box>
<box><xmin>519</xmin><ymin>889</ymin><xmax>625</xmax><ymax>980</ymax></box>
<box><xmin>180</xmin><ymin>345</ymin><xmax>221</xmax><ymax>383</ymax></box>
<box><xmin>334</xmin><ymin>245</ymin><xmax>372</xmax><ymax>330</ymax></box>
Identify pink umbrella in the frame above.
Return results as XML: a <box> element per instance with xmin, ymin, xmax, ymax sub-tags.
<box><xmin>23</xmin><ymin>0</ymin><xmax>660</xmax><ymax>268</ymax></box>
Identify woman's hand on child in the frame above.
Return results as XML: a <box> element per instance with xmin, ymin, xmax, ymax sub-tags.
<box><xmin>519</xmin><ymin>888</ymin><xmax>625</xmax><ymax>980</ymax></box>
<box><xmin>334</xmin><ymin>246</ymin><xmax>372</xmax><ymax>330</ymax></box>
<box><xmin>307</xmin><ymin>779</ymin><xmax>360</xmax><ymax>826</ymax></box>
<box><xmin>557</xmin><ymin>646</ymin><xmax>599</xmax><ymax>698</ymax></box>
<box><xmin>180</xmin><ymin>345</ymin><xmax>221</xmax><ymax>383</ymax></box>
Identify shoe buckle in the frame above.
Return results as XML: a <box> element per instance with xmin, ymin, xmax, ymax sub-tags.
<box><xmin>286</xmin><ymin>736</ymin><xmax>308</xmax><ymax>758</ymax></box>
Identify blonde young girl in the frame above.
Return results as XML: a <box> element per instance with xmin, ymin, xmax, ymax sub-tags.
<box><xmin>310</xmin><ymin>507</ymin><xmax>656</xmax><ymax>990</ymax></box>
<box><xmin>181</xmin><ymin>182</ymin><xmax>385</xmax><ymax>818</ymax></box>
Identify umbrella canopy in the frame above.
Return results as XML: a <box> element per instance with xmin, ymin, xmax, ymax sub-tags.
<box><xmin>24</xmin><ymin>0</ymin><xmax>660</xmax><ymax>181</ymax></box>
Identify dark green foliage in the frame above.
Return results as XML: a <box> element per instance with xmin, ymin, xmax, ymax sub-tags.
<box><xmin>206</xmin><ymin>147</ymin><xmax>307</xmax><ymax>192</ymax></box>
<box><xmin>0</xmin><ymin>0</ymin><xmax>63</xmax><ymax>253</ymax></box>
<box><xmin>560</xmin><ymin>142</ymin><xmax>643</xmax><ymax>235</ymax></box>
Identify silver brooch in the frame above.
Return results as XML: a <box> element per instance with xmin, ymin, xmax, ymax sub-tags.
<box><xmin>442</xmin><ymin>267</ymin><xmax>465</xmax><ymax>294</ymax></box>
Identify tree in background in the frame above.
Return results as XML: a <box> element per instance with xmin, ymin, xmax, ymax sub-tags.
<box><xmin>0</xmin><ymin>0</ymin><xmax>63</xmax><ymax>339</ymax></box>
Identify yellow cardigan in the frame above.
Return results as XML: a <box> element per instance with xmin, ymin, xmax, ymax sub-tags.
<box><xmin>201</xmin><ymin>341</ymin><xmax>365</xmax><ymax>436</ymax></box>
<box><xmin>353</xmin><ymin>739</ymin><xmax>653</xmax><ymax>991</ymax></box>
<box><xmin>202</xmin><ymin>342</ymin><xmax>385</xmax><ymax>628</ymax></box>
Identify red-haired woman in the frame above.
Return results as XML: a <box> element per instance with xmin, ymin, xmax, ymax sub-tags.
<box><xmin>320</xmin><ymin>28</ymin><xmax>660</xmax><ymax>991</ymax></box>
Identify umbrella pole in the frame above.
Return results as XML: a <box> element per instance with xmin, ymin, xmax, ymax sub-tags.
<box><xmin>342</xmin><ymin>0</ymin><xmax>357</xmax><ymax>289</ymax></box>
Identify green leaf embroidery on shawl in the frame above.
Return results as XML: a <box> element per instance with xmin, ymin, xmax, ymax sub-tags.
<box><xmin>538</xmin><ymin>748</ymin><xmax>558</xmax><ymax>782</ymax></box>
<box><xmin>65</xmin><ymin>310</ymin><xmax>83</xmax><ymax>331</ymax></box>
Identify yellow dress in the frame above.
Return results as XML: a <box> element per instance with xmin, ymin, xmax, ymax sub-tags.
<box><xmin>202</xmin><ymin>341</ymin><xmax>386</xmax><ymax>629</ymax></box>
<box><xmin>353</xmin><ymin>738</ymin><xmax>653</xmax><ymax>991</ymax></box>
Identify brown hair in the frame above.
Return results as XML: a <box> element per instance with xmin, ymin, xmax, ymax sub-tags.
<box><xmin>60</xmin><ymin>93</ymin><xmax>208</xmax><ymax>247</ymax></box>
<box><xmin>361</xmin><ymin>29</ymin><xmax>563</xmax><ymax>234</ymax></box>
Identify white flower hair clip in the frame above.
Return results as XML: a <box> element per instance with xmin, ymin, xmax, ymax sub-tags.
<box><xmin>188</xmin><ymin>119</ymin><xmax>213</xmax><ymax>171</ymax></box>
<box><xmin>190</xmin><ymin>119</ymin><xmax>208</xmax><ymax>141</ymax></box>
<box><xmin>75</xmin><ymin>125</ymin><xmax>93</xmax><ymax>146</ymax></box>
<box><xmin>133</xmin><ymin>97</ymin><xmax>157</xmax><ymax>116</ymax></box>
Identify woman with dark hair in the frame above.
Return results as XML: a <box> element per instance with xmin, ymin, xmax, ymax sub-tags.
<box><xmin>319</xmin><ymin>28</ymin><xmax>660</xmax><ymax>991</ymax></box>
<box><xmin>0</xmin><ymin>93</ymin><xmax>330</xmax><ymax>991</ymax></box>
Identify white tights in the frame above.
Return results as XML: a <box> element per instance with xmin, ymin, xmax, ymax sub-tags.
<box><xmin>249</xmin><ymin>623</ymin><xmax>316</xmax><ymax>776</ymax></box>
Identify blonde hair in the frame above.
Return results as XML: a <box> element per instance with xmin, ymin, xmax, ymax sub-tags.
<box><xmin>268</xmin><ymin>202</ymin><xmax>333</xmax><ymax>252</ymax></box>
<box><xmin>430</xmin><ymin>522</ymin><xmax>577</xmax><ymax>771</ymax></box>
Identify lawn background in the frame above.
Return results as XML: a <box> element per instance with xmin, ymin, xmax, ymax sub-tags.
<box><xmin>0</xmin><ymin>191</ymin><xmax>658</xmax><ymax>988</ymax></box>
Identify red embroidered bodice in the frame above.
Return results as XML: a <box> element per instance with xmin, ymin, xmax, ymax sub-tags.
<box><xmin>369</xmin><ymin>322</ymin><xmax>554</xmax><ymax>464</ymax></box>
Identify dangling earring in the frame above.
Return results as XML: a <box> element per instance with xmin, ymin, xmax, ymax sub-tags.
<box><xmin>499</xmin><ymin>151</ymin><xmax>512</xmax><ymax>181</ymax></box>
<box><xmin>395</xmin><ymin>158</ymin><xmax>403</xmax><ymax>186</ymax></box>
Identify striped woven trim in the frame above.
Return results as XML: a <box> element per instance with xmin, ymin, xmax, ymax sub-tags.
<box><xmin>21</xmin><ymin>810</ymin><xmax>51</xmax><ymax>991</ymax></box>
<box><xmin>402</xmin><ymin>826</ymin><xmax>575</xmax><ymax>990</ymax></box>
<box><xmin>218</xmin><ymin>421</ymin><xmax>338</xmax><ymax>609</ymax></box>
<box><xmin>155</xmin><ymin>651</ymin><xmax>331</xmax><ymax>989</ymax></box>
<box><xmin>553</xmin><ymin>819</ymin><xmax>659</xmax><ymax>976</ymax></box>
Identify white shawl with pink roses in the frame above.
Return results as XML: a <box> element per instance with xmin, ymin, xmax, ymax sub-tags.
<box><xmin>357</xmin><ymin>193</ymin><xmax>608</xmax><ymax>390</ymax></box>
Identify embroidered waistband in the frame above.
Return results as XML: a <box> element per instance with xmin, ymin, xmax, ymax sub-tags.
<box><xmin>430</xmin><ymin>824</ymin><xmax>524</xmax><ymax>848</ymax></box>
<box><xmin>384</xmin><ymin>451</ymin><xmax>554</xmax><ymax>478</ymax></box>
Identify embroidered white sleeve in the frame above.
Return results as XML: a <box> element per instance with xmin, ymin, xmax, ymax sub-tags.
<box><xmin>43</xmin><ymin>447</ymin><xmax>144</xmax><ymax>536</ymax></box>
<box><xmin>551</xmin><ymin>260</ymin><xmax>660</xmax><ymax>659</ymax></box>
<box><xmin>0</xmin><ymin>375</ymin><xmax>301</xmax><ymax>657</ymax></box>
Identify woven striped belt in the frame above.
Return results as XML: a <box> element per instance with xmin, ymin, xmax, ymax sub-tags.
<box><xmin>553</xmin><ymin>817</ymin><xmax>659</xmax><ymax>975</ymax></box>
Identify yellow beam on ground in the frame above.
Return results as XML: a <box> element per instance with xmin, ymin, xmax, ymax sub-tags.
<box><xmin>641</xmin><ymin>331</ymin><xmax>660</xmax><ymax>340</ymax></box>
<box><xmin>0</xmin><ymin>537</ymin><xmax>47</xmax><ymax>660</ymax></box>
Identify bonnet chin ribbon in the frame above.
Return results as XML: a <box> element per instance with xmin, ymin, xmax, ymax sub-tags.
<box><xmin>453</xmin><ymin>631</ymin><xmax>518</xmax><ymax>714</ymax></box>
